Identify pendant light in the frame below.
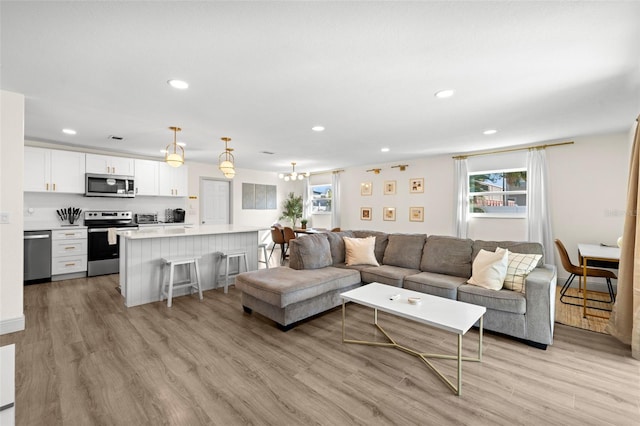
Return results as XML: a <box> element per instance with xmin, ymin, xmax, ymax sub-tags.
<box><xmin>278</xmin><ymin>162</ymin><xmax>309</xmax><ymax>181</ymax></box>
<box><xmin>218</xmin><ymin>137</ymin><xmax>235</xmax><ymax>178</ymax></box>
<box><xmin>165</xmin><ymin>126</ymin><xmax>184</xmax><ymax>167</ymax></box>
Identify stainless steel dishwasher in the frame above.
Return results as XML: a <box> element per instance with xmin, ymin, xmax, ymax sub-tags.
<box><xmin>24</xmin><ymin>230</ymin><xmax>52</xmax><ymax>284</ymax></box>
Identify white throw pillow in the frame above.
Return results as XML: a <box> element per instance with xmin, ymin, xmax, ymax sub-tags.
<box><xmin>343</xmin><ymin>236</ymin><xmax>380</xmax><ymax>267</ymax></box>
<box><xmin>467</xmin><ymin>248</ymin><xmax>508</xmax><ymax>290</ymax></box>
<box><xmin>502</xmin><ymin>249</ymin><xmax>542</xmax><ymax>293</ymax></box>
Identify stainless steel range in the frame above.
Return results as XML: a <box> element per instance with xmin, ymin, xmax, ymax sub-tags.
<box><xmin>85</xmin><ymin>210</ymin><xmax>138</xmax><ymax>277</ymax></box>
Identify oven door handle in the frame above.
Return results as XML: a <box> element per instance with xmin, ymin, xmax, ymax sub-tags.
<box><xmin>88</xmin><ymin>227</ymin><xmax>138</xmax><ymax>233</ymax></box>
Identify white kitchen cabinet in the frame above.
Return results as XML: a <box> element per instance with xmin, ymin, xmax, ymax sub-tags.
<box><xmin>24</xmin><ymin>147</ymin><xmax>85</xmax><ymax>193</ymax></box>
<box><xmin>134</xmin><ymin>159</ymin><xmax>159</xmax><ymax>196</ymax></box>
<box><xmin>86</xmin><ymin>153</ymin><xmax>134</xmax><ymax>176</ymax></box>
<box><xmin>158</xmin><ymin>163</ymin><xmax>188</xmax><ymax>197</ymax></box>
<box><xmin>51</xmin><ymin>228</ymin><xmax>87</xmax><ymax>277</ymax></box>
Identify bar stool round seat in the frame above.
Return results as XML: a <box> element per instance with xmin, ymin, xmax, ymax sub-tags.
<box><xmin>218</xmin><ymin>249</ymin><xmax>249</xmax><ymax>293</ymax></box>
<box><xmin>160</xmin><ymin>255</ymin><xmax>203</xmax><ymax>307</ymax></box>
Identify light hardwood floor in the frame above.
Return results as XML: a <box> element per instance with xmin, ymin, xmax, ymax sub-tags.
<box><xmin>1</xmin><ymin>270</ymin><xmax>639</xmax><ymax>425</ymax></box>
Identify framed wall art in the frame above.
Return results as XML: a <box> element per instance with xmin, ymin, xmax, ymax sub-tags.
<box><xmin>383</xmin><ymin>207</ymin><xmax>396</xmax><ymax>221</ymax></box>
<box><xmin>360</xmin><ymin>207</ymin><xmax>372</xmax><ymax>221</ymax></box>
<box><xmin>384</xmin><ymin>180</ymin><xmax>396</xmax><ymax>195</ymax></box>
<box><xmin>409</xmin><ymin>206</ymin><xmax>424</xmax><ymax>222</ymax></box>
<box><xmin>410</xmin><ymin>178</ymin><xmax>424</xmax><ymax>193</ymax></box>
<box><xmin>361</xmin><ymin>182</ymin><xmax>372</xmax><ymax>196</ymax></box>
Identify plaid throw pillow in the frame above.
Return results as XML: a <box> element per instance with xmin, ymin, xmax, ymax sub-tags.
<box><xmin>502</xmin><ymin>250</ymin><xmax>542</xmax><ymax>292</ymax></box>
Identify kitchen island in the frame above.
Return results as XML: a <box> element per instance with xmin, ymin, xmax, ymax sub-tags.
<box><xmin>118</xmin><ymin>225</ymin><xmax>263</xmax><ymax>307</ymax></box>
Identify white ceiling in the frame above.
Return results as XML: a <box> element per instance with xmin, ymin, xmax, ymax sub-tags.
<box><xmin>1</xmin><ymin>1</ymin><xmax>639</xmax><ymax>174</ymax></box>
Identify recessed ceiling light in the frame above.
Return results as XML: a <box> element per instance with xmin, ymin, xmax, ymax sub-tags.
<box><xmin>62</xmin><ymin>128</ymin><xmax>77</xmax><ymax>135</ymax></box>
<box><xmin>381</xmin><ymin>148</ymin><xmax>390</xmax><ymax>152</ymax></box>
<box><xmin>160</xmin><ymin>149</ymin><xmax>168</xmax><ymax>154</ymax></box>
<box><xmin>483</xmin><ymin>129</ymin><xmax>498</xmax><ymax>135</ymax></box>
<box><xmin>177</xmin><ymin>142</ymin><xmax>186</xmax><ymax>147</ymax></box>
<box><xmin>167</xmin><ymin>79</ymin><xmax>189</xmax><ymax>89</ymax></box>
<box><xmin>434</xmin><ymin>89</ymin><xmax>455</xmax><ymax>99</ymax></box>
<box><xmin>312</xmin><ymin>126</ymin><xmax>325</xmax><ymax>132</ymax></box>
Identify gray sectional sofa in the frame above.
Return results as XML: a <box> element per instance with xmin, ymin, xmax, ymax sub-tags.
<box><xmin>235</xmin><ymin>230</ymin><xmax>557</xmax><ymax>348</ymax></box>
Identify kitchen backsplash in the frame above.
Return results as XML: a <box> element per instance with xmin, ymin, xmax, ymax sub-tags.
<box><xmin>24</xmin><ymin>192</ymin><xmax>187</xmax><ymax>226</ymax></box>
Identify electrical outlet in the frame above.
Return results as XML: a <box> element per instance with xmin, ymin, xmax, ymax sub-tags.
<box><xmin>0</xmin><ymin>212</ymin><xmax>9</xmax><ymax>224</ymax></box>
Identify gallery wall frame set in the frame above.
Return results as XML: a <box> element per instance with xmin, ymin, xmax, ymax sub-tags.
<box><xmin>361</xmin><ymin>182</ymin><xmax>372</xmax><ymax>196</ymax></box>
<box><xmin>409</xmin><ymin>206</ymin><xmax>424</xmax><ymax>222</ymax></box>
<box><xmin>360</xmin><ymin>207</ymin><xmax>372</xmax><ymax>220</ymax></box>
<box><xmin>384</xmin><ymin>180</ymin><xmax>396</xmax><ymax>195</ymax></box>
<box><xmin>383</xmin><ymin>207</ymin><xmax>396</xmax><ymax>221</ymax></box>
<box><xmin>410</xmin><ymin>178</ymin><xmax>424</xmax><ymax>193</ymax></box>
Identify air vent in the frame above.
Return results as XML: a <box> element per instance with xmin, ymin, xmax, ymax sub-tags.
<box><xmin>108</xmin><ymin>135</ymin><xmax>124</xmax><ymax>141</ymax></box>
<box><xmin>260</xmin><ymin>151</ymin><xmax>275</xmax><ymax>155</ymax></box>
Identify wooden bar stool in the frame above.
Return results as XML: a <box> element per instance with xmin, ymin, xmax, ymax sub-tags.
<box><xmin>258</xmin><ymin>243</ymin><xmax>269</xmax><ymax>269</ymax></box>
<box><xmin>160</xmin><ymin>255</ymin><xmax>203</xmax><ymax>307</ymax></box>
<box><xmin>218</xmin><ymin>250</ymin><xmax>249</xmax><ymax>293</ymax></box>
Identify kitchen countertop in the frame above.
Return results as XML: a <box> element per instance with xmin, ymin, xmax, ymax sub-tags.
<box><xmin>119</xmin><ymin>224</ymin><xmax>264</xmax><ymax>240</ymax></box>
<box><xmin>24</xmin><ymin>222</ymin><xmax>88</xmax><ymax>232</ymax></box>
<box><xmin>136</xmin><ymin>222</ymin><xmax>193</xmax><ymax>227</ymax></box>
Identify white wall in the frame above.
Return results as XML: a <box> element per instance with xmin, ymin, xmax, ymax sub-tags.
<box><xmin>336</xmin><ymin>131</ymin><xmax>629</xmax><ymax>285</ymax></box>
<box><xmin>1</xmin><ymin>90</ymin><xmax>25</xmax><ymax>334</ymax></box>
<box><xmin>186</xmin><ymin>161</ymin><xmax>300</xmax><ymax>243</ymax></box>
<box><xmin>340</xmin><ymin>154</ymin><xmax>454</xmax><ymax>234</ymax></box>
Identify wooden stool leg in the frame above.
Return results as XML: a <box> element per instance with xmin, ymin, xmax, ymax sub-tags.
<box><xmin>224</xmin><ymin>255</ymin><xmax>231</xmax><ymax>294</ymax></box>
<box><xmin>194</xmin><ymin>259</ymin><xmax>203</xmax><ymax>301</ymax></box>
<box><xmin>167</xmin><ymin>263</ymin><xmax>175</xmax><ymax>307</ymax></box>
<box><xmin>264</xmin><ymin>246</ymin><xmax>270</xmax><ymax>269</ymax></box>
<box><xmin>159</xmin><ymin>262</ymin><xmax>166</xmax><ymax>302</ymax></box>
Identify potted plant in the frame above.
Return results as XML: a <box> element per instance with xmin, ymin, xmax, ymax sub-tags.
<box><xmin>280</xmin><ymin>192</ymin><xmax>303</xmax><ymax>228</ymax></box>
<box><xmin>300</xmin><ymin>219</ymin><xmax>308</xmax><ymax>229</ymax></box>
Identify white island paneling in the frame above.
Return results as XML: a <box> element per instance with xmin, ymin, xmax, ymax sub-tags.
<box><xmin>119</xmin><ymin>225</ymin><xmax>262</xmax><ymax>307</ymax></box>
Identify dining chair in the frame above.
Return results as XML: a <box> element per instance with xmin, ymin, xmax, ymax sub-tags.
<box><xmin>331</xmin><ymin>227</ymin><xmax>341</xmax><ymax>232</ymax></box>
<box><xmin>554</xmin><ymin>239</ymin><xmax>617</xmax><ymax>308</ymax></box>
<box><xmin>282</xmin><ymin>227</ymin><xmax>297</xmax><ymax>264</ymax></box>
<box><xmin>269</xmin><ymin>227</ymin><xmax>286</xmax><ymax>265</ymax></box>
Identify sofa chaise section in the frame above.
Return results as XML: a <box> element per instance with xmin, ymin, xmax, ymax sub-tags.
<box><xmin>236</xmin><ymin>233</ymin><xmax>361</xmax><ymax>330</ymax></box>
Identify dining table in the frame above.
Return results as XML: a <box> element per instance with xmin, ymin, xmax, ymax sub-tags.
<box><xmin>293</xmin><ymin>227</ymin><xmax>328</xmax><ymax>235</ymax></box>
<box><xmin>577</xmin><ymin>243</ymin><xmax>621</xmax><ymax>319</ymax></box>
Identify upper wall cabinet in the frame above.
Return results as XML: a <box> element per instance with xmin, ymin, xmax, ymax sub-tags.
<box><xmin>158</xmin><ymin>163</ymin><xmax>188</xmax><ymax>197</ymax></box>
<box><xmin>24</xmin><ymin>147</ymin><xmax>86</xmax><ymax>193</ymax></box>
<box><xmin>86</xmin><ymin>153</ymin><xmax>134</xmax><ymax>176</ymax></box>
<box><xmin>134</xmin><ymin>159</ymin><xmax>159</xmax><ymax>196</ymax></box>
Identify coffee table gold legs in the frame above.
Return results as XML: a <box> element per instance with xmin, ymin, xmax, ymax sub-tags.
<box><xmin>341</xmin><ymin>302</ymin><xmax>483</xmax><ymax>396</ymax></box>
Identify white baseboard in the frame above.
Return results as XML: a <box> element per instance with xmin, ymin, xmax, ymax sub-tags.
<box><xmin>0</xmin><ymin>315</ymin><xmax>25</xmax><ymax>335</ymax></box>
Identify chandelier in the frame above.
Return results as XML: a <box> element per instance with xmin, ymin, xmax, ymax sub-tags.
<box><xmin>218</xmin><ymin>137</ymin><xmax>235</xmax><ymax>178</ymax></box>
<box><xmin>165</xmin><ymin>126</ymin><xmax>184</xmax><ymax>167</ymax></box>
<box><xmin>279</xmin><ymin>162</ymin><xmax>309</xmax><ymax>181</ymax></box>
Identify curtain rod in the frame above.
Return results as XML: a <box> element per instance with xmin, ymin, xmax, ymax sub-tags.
<box><xmin>452</xmin><ymin>141</ymin><xmax>574</xmax><ymax>160</ymax></box>
<box><xmin>310</xmin><ymin>169</ymin><xmax>344</xmax><ymax>176</ymax></box>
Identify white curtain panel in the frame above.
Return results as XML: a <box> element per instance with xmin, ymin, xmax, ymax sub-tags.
<box><xmin>302</xmin><ymin>179</ymin><xmax>312</xmax><ymax>220</ymax></box>
<box><xmin>454</xmin><ymin>158</ymin><xmax>469</xmax><ymax>238</ymax></box>
<box><xmin>527</xmin><ymin>148</ymin><xmax>555</xmax><ymax>265</ymax></box>
<box><xmin>331</xmin><ymin>172</ymin><xmax>341</xmax><ymax>229</ymax></box>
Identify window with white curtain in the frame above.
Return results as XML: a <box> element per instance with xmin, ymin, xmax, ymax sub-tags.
<box><xmin>311</xmin><ymin>184</ymin><xmax>332</xmax><ymax>214</ymax></box>
<box><xmin>468</xmin><ymin>168</ymin><xmax>527</xmax><ymax>217</ymax></box>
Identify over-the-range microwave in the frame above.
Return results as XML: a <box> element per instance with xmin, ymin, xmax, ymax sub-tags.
<box><xmin>85</xmin><ymin>173</ymin><xmax>135</xmax><ymax>198</ymax></box>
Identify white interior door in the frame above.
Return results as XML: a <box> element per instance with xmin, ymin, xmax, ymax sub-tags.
<box><xmin>200</xmin><ymin>178</ymin><xmax>230</xmax><ymax>225</ymax></box>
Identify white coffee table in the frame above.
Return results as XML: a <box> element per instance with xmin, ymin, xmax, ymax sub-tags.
<box><xmin>340</xmin><ymin>282</ymin><xmax>486</xmax><ymax>396</ymax></box>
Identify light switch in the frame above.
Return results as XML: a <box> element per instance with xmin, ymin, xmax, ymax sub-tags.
<box><xmin>0</xmin><ymin>212</ymin><xmax>9</xmax><ymax>224</ymax></box>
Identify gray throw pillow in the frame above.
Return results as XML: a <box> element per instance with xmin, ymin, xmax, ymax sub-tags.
<box><xmin>421</xmin><ymin>235</ymin><xmax>474</xmax><ymax>278</ymax></box>
<box><xmin>288</xmin><ymin>233</ymin><xmax>333</xmax><ymax>270</ymax></box>
<box><xmin>382</xmin><ymin>234</ymin><xmax>427</xmax><ymax>269</ymax></box>
<box><xmin>326</xmin><ymin>230</ymin><xmax>355</xmax><ymax>264</ymax></box>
